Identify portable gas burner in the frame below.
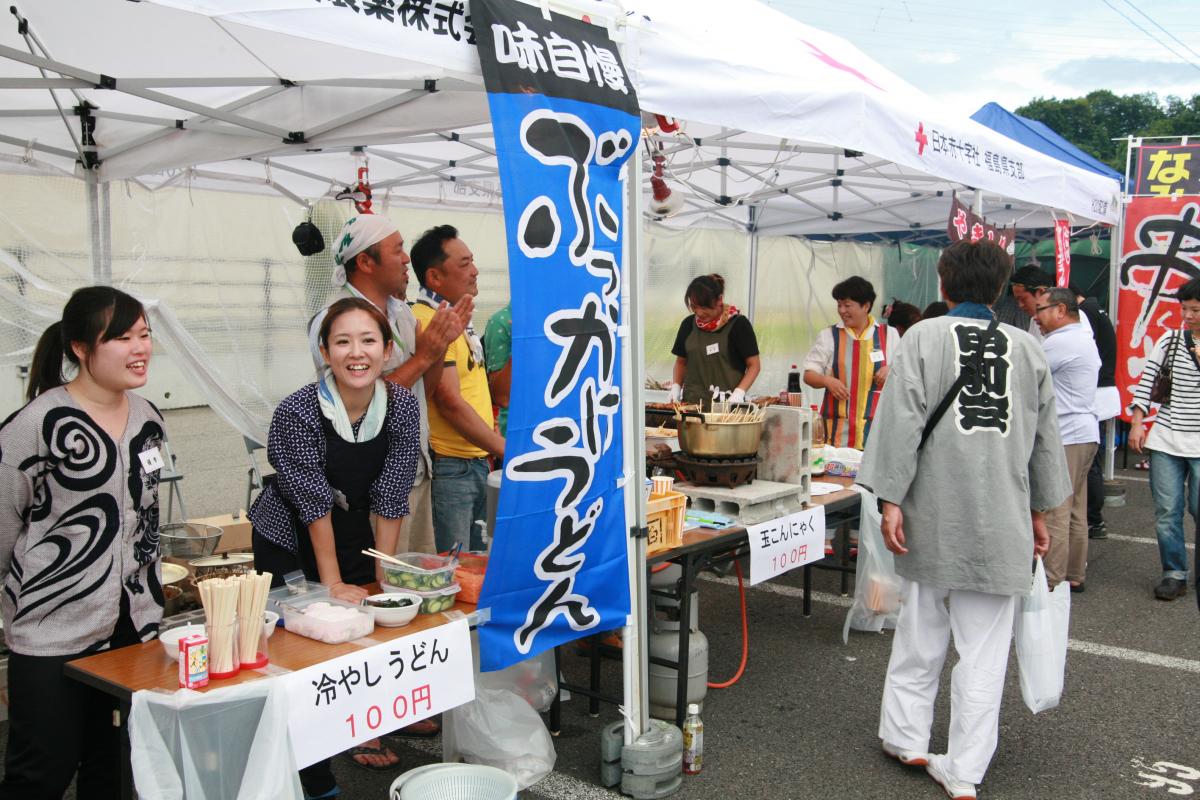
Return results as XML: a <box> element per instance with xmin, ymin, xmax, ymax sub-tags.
<box><xmin>673</xmin><ymin>453</ymin><xmax>759</xmax><ymax>488</ymax></box>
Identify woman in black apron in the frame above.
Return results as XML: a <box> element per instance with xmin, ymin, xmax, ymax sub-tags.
<box><xmin>668</xmin><ymin>273</ymin><xmax>761</xmax><ymax>406</ymax></box>
<box><xmin>250</xmin><ymin>297</ymin><xmax>421</xmax><ymax>793</ymax></box>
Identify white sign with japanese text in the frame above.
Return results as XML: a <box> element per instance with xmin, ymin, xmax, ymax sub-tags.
<box><xmin>747</xmin><ymin>506</ymin><xmax>826</xmax><ymax>586</ymax></box>
<box><xmin>281</xmin><ymin>617</ymin><xmax>474</xmax><ymax>768</ymax></box>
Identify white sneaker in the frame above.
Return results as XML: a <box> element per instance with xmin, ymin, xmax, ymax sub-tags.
<box><xmin>881</xmin><ymin>740</ymin><xmax>929</xmax><ymax>767</ymax></box>
<box><xmin>925</xmin><ymin>754</ymin><xmax>977</xmax><ymax>800</ymax></box>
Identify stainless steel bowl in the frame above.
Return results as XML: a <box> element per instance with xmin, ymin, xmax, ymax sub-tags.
<box><xmin>160</xmin><ymin>522</ymin><xmax>223</xmax><ymax>559</ymax></box>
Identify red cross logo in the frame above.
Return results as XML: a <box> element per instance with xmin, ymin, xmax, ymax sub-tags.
<box><xmin>915</xmin><ymin>123</ymin><xmax>928</xmax><ymax>156</ymax></box>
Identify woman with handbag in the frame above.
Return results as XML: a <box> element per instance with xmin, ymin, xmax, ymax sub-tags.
<box><xmin>1129</xmin><ymin>277</ymin><xmax>1200</xmax><ymax>601</ymax></box>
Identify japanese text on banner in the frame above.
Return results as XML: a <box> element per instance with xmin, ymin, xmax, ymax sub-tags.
<box><xmin>1115</xmin><ymin>192</ymin><xmax>1200</xmax><ymax>420</ymax></box>
<box><xmin>747</xmin><ymin>506</ymin><xmax>826</xmax><ymax>586</ymax></box>
<box><xmin>282</xmin><ymin>617</ymin><xmax>473</xmax><ymax>768</ymax></box>
<box><xmin>472</xmin><ymin>0</ymin><xmax>636</xmax><ymax>672</ymax></box>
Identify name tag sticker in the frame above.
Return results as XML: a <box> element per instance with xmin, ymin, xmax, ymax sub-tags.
<box><xmin>138</xmin><ymin>447</ymin><xmax>165</xmax><ymax>473</ymax></box>
<box><xmin>705</xmin><ymin>343</ymin><xmax>720</xmax><ymax>356</ymax></box>
<box><xmin>869</xmin><ymin>350</ymin><xmax>885</xmax><ymax>364</ymax></box>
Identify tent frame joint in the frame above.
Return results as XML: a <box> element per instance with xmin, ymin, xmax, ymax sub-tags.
<box><xmin>629</xmin><ymin>525</ymin><xmax>648</xmax><ymax>541</ymax></box>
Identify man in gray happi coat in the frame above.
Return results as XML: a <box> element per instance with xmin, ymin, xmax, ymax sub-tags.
<box><xmin>857</xmin><ymin>240</ymin><xmax>1071</xmax><ymax>800</ymax></box>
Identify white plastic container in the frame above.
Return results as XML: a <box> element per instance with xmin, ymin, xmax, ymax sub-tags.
<box><xmin>280</xmin><ymin>595</ymin><xmax>375</xmax><ymax>643</ymax></box>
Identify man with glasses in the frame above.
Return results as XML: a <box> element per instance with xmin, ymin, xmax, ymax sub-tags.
<box><xmin>1034</xmin><ymin>287</ymin><xmax>1101</xmax><ymax>591</ymax></box>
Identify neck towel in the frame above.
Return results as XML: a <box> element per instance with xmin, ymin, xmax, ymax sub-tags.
<box><xmin>946</xmin><ymin>302</ymin><xmax>995</xmax><ymax>321</ymax></box>
<box><xmin>330</xmin><ymin>214</ymin><xmax>399</xmax><ymax>287</ymax></box>
<box><xmin>317</xmin><ymin>367</ymin><xmax>388</xmax><ymax>442</ymax></box>
<box><xmin>695</xmin><ymin>303</ymin><xmax>739</xmax><ymax>332</ymax></box>
<box><xmin>418</xmin><ymin>286</ymin><xmax>482</xmax><ymax>366</ymax></box>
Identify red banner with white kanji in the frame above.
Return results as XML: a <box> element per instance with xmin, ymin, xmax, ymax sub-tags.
<box><xmin>1053</xmin><ymin>220</ymin><xmax>1071</xmax><ymax>287</ymax></box>
<box><xmin>1114</xmin><ymin>195</ymin><xmax>1200</xmax><ymax>421</ymax></box>
<box><xmin>946</xmin><ymin>193</ymin><xmax>1014</xmax><ymax>252</ymax></box>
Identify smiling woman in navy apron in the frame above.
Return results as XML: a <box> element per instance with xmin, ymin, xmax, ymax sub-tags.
<box><xmin>668</xmin><ymin>274</ymin><xmax>761</xmax><ymax>406</ymax></box>
<box><xmin>250</xmin><ymin>297</ymin><xmax>420</xmax><ymax>793</ymax></box>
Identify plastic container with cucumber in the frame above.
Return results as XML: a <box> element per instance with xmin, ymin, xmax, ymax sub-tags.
<box><xmin>379</xmin><ymin>552</ymin><xmax>457</xmax><ymax>591</ymax></box>
<box><xmin>378</xmin><ymin>584</ymin><xmax>460</xmax><ymax>614</ymax></box>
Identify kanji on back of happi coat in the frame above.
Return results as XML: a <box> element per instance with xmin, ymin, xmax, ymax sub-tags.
<box><xmin>472</xmin><ymin>0</ymin><xmax>638</xmax><ymax>671</ymax></box>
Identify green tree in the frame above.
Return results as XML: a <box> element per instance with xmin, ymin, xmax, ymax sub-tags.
<box><xmin>1016</xmin><ymin>90</ymin><xmax>1172</xmax><ymax>172</ymax></box>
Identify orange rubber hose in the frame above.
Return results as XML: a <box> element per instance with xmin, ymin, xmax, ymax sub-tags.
<box><xmin>707</xmin><ymin>561</ymin><xmax>748</xmax><ymax>688</ymax></box>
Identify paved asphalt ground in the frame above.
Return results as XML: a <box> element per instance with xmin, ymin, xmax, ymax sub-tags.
<box><xmin>2</xmin><ymin>406</ymin><xmax>1198</xmax><ymax>799</ymax></box>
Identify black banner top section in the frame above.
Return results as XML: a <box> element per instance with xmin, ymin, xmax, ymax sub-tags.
<box><xmin>1132</xmin><ymin>142</ymin><xmax>1200</xmax><ymax>197</ymax></box>
<box><xmin>472</xmin><ymin>0</ymin><xmax>640</xmax><ymax>116</ymax></box>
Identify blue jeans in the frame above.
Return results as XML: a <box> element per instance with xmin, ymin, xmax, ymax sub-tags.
<box><xmin>1148</xmin><ymin>448</ymin><xmax>1200</xmax><ymax>579</ymax></box>
<box><xmin>430</xmin><ymin>453</ymin><xmax>488</xmax><ymax>554</ymax></box>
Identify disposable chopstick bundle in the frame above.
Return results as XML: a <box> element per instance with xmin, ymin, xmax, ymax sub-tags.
<box><xmin>199</xmin><ymin>576</ymin><xmax>239</xmax><ymax>675</ymax></box>
<box><xmin>235</xmin><ymin>571</ymin><xmax>273</xmax><ymax>666</ymax></box>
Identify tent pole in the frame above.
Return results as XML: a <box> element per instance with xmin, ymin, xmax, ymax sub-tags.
<box><xmin>84</xmin><ymin>167</ymin><xmax>109</xmax><ymax>285</ymax></box>
<box><xmin>99</xmin><ymin>180</ymin><xmax>112</xmax><ymax>282</ymax></box>
<box><xmin>1106</xmin><ymin>137</ymin><xmax>1134</xmax><ymax>480</ymax></box>
<box><xmin>746</xmin><ymin>205</ymin><xmax>759</xmax><ymax>322</ymax></box>
<box><xmin>972</xmin><ymin>189</ymin><xmax>983</xmax><ymax>215</ymax></box>
<box><xmin>621</xmin><ymin>145</ymin><xmax>649</xmax><ymax>745</ymax></box>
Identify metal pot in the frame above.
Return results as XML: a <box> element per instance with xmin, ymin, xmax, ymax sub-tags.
<box><xmin>675</xmin><ymin>408</ymin><xmax>764</xmax><ymax>459</ymax></box>
<box><xmin>189</xmin><ymin>552</ymin><xmax>255</xmax><ymax>580</ymax></box>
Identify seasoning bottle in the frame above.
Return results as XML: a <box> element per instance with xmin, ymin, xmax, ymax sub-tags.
<box><xmin>682</xmin><ymin>703</ymin><xmax>704</xmax><ymax>775</ymax></box>
<box><xmin>787</xmin><ymin>364</ymin><xmax>802</xmax><ymax>394</ymax></box>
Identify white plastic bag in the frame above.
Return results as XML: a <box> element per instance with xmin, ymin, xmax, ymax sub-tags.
<box><xmin>843</xmin><ymin>488</ymin><xmax>902</xmax><ymax>643</ymax></box>
<box><xmin>1013</xmin><ymin>557</ymin><xmax>1070</xmax><ymax>713</ymax></box>
<box><xmin>443</xmin><ymin>687</ymin><xmax>556</xmax><ymax>790</ymax></box>
<box><xmin>129</xmin><ymin>681</ymin><xmax>303</xmax><ymax>800</ymax></box>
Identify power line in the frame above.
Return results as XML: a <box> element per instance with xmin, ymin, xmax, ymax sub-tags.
<box><xmin>1119</xmin><ymin>0</ymin><xmax>1200</xmax><ymax>64</ymax></box>
<box><xmin>1100</xmin><ymin>0</ymin><xmax>1200</xmax><ymax>74</ymax></box>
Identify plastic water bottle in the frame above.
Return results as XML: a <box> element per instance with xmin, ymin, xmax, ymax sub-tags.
<box><xmin>682</xmin><ymin>703</ymin><xmax>704</xmax><ymax>775</ymax></box>
<box><xmin>810</xmin><ymin>404</ymin><xmax>826</xmax><ymax>448</ymax></box>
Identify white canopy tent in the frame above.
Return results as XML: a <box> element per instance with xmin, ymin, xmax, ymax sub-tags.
<box><xmin>0</xmin><ymin>0</ymin><xmax>1120</xmax><ymax>749</ymax></box>
<box><xmin>0</xmin><ymin>0</ymin><xmax>1118</xmax><ymax>230</ymax></box>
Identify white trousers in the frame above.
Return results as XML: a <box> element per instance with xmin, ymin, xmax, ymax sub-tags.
<box><xmin>878</xmin><ymin>578</ymin><xmax>1016</xmax><ymax>784</ymax></box>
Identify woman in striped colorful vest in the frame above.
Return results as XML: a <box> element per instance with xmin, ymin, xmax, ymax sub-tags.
<box><xmin>803</xmin><ymin>276</ymin><xmax>900</xmax><ymax>448</ymax></box>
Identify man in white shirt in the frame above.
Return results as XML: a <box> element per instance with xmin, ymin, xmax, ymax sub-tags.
<box><xmin>1035</xmin><ymin>287</ymin><xmax>1101</xmax><ymax>591</ymax></box>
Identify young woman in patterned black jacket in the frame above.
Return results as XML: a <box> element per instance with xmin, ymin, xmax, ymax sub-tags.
<box><xmin>0</xmin><ymin>286</ymin><xmax>166</xmax><ymax>798</ymax></box>
<box><xmin>249</xmin><ymin>297</ymin><xmax>421</xmax><ymax>790</ymax></box>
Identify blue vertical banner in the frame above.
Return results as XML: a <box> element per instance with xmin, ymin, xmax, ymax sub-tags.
<box><xmin>473</xmin><ymin>0</ymin><xmax>638</xmax><ymax>672</ymax></box>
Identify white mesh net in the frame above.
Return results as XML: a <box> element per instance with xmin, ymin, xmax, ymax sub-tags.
<box><xmin>0</xmin><ymin>171</ymin><xmax>941</xmax><ymax>435</ymax></box>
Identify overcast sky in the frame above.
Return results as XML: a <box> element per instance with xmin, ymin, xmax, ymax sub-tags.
<box><xmin>769</xmin><ymin>0</ymin><xmax>1200</xmax><ymax>117</ymax></box>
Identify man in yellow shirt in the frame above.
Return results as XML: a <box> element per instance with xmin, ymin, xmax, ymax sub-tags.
<box><xmin>410</xmin><ymin>224</ymin><xmax>505</xmax><ymax>553</ymax></box>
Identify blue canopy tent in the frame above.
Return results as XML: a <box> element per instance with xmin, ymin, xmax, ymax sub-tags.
<box><xmin>971</xmin><ymin>102</ymin><xmax>1125</xmax><ymax>187</ymax></box>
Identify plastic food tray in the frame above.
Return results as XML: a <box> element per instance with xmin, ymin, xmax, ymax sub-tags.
<box><xmin>381</xmin><ymin>583</ymin><xmax>461</xmax><ymax>613</ymax></box>
<box><xmin>380</xmin><ymin>552</ymin><xmax>457</xmax><ymax>591</ymax></box>
<box><xmin>279</xmin><ymin>594</ymin><xmax>375</xmax><ymax>643</ymax></box>
<box><xmin>266</xmin><ymin>579</ymin><xmax>329</xmax><ymax>618</ymax></box>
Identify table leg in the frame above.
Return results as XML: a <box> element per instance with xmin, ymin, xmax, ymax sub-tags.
<box><xmin>589</xmin><ymin>639</ymin><xmax>602</xmax><ymax>717</ymax></box>
<box><xmin>838</xmin><ymin>522</ymin><xmax>851</xmax><ymax>596</ymax></box>
<box><xmin>549</xmin><ymin>646</ymin><xmax>562</xmax><ymax>736</ymax></box>
<box><xmin>119</xmin><ymin>698</ymin><xmax>134</xmax><ymax>800</ymax></box>
<box><xmin>803</xmin><ymin>563</ymin><xmax>813</xmax><ymax>617</ymax></box>
<box><xmin>673</xmin><ymin>552</ymin><xmax>696</xmax><ymax>730</ymax></box>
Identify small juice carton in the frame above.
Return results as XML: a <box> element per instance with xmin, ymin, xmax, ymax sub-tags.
<box><xmin>178</xmin><ymin>633</ymin><xmax>210</xmax><ymax>689</ymax></box>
